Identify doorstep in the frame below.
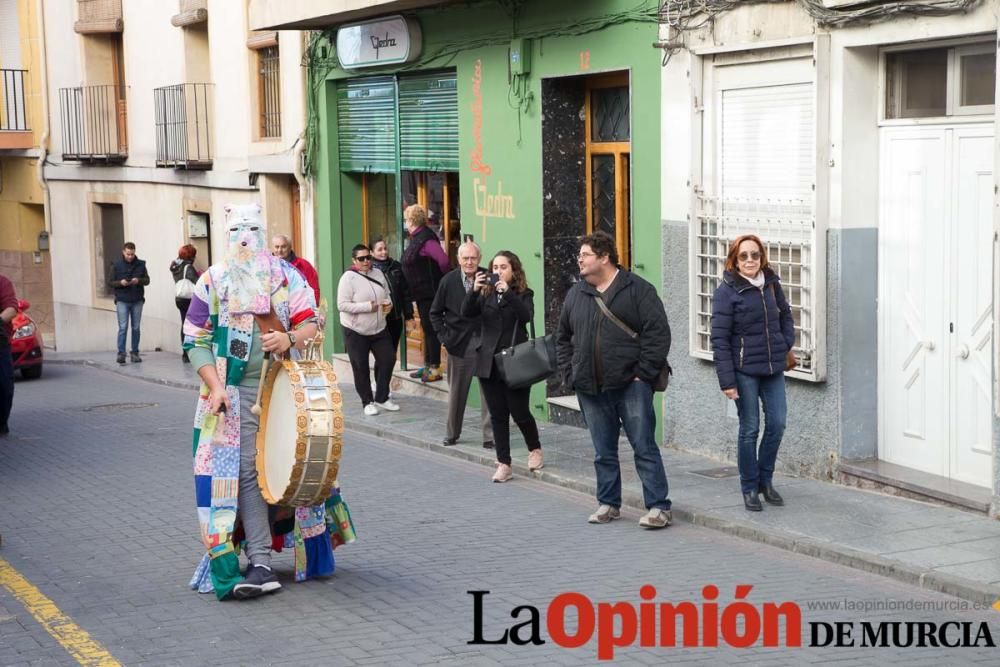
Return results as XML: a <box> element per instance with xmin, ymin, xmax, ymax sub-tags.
<box><xmin>838</xmin><ymin>459</ymin><xmax>992</xmax><ymax>514</ymax></box>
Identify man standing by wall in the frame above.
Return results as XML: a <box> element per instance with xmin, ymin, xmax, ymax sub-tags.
<box><xmin>272</xmin><ymin>234</ymin><xmax>320</xmax><ymax>304</ymax></box>
<box><xmin>108</xmin><ymin>242</ymin><xmax>149</xmax><ymax>365</ymax></box>
<box><xmin>429</xmin><ymin>241</ymin><xmax>494</xmax><ymax>449</ymax></box>
<box><xmin>556</xmin><ymin>231</ymin><xmax>673</xmax><ymax>530</ymax></box>
<box><xmin>0</xmin><ymin>274</ymin><xmax>19</xmax><ymax>435</ymax></box>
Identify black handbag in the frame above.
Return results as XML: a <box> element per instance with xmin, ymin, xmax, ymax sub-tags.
<box><xmin>593</xmin><ymin>295</ymin><xmax>671</xmax><ymax>392</ymax></box>
<box><xmin>493</xmin><ymin>319</ymin><xmax>557</xmax><ymax>389</ymax></box>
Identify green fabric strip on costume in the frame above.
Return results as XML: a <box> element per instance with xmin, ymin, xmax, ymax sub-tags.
<box><xmin>210</xmin><ymin>552</ymin><xmax>241</xmax><ymax>600</ymax></box>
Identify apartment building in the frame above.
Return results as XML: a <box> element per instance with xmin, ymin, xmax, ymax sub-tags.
<box><xmin>0</xmin><ymin>0</ymin><xmax>51</xmax><ymax>337</ymax></box>
<box><xmin>44</xmin><ymin>0</ymin><xmax>314</xmax><ymax>353</ymax></box>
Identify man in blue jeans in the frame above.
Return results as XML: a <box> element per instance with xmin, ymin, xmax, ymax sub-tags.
<box><xmin>556</xmin><ymin>231</ymin><xmax>673</xmax><ymax>529</ymax></box>
<box><xmin>108</xmin><ymin>242</ymin><xmax>149</xmax><ymax>364</ymax></box>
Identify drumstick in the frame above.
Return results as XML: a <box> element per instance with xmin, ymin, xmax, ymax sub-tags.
<box><xmin>250</xmin><ymin>329</ymin><xmax>274</xmax><ymax>416</ymax></box>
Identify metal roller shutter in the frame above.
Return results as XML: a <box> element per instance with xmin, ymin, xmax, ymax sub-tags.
<box><xmin>337</xmin><ymin>76</ymin><xmax>397</xmax><ymax>173</ymax></box>
<box><xmin>398</xmin><ymin>71</ymin><xmax>458</xmax><ymax>172</ymax></box>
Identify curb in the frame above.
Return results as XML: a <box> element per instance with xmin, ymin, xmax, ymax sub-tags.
<box><xmin>58</xmin><ymin>357</ymin><xmax>1000</xmax><ymax>608</ymax></box>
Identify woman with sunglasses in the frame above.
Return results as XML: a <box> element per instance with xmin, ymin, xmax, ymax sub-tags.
<box><xmin>337</xmin><ymin>244</ymin><xmax>399</xmax><ymax>416</ymax></box>
<box><xmin>710</xmin><ymin>235</ymin><xmax>796</xmax><ymax>512</ymax></box>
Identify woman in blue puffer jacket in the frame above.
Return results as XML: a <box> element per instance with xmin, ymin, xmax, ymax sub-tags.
<box><xmin>710</xmin><ymin>234</ymin><xmax>796</xmax><ymax>512</ymax></box>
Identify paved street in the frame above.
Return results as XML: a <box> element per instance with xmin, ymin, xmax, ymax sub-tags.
<box><xmin>1</xmin><ymin>364</ymin><xmax>1000</xmax><ymax>666</ymax></box>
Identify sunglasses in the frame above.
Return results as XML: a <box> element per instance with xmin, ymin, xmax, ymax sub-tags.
<box><xmin>738</xmin><ymin>251</ymin><xmax>761</xmax><ymax>261</ymax></box>
<box><xmin>354</xmin><ymin>255</ymin><xmax>372</xmax><ymax>262</ymax></box>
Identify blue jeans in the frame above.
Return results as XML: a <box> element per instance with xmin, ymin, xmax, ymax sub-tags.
<box><xmin>116</xmin><ymin>300</ymin><xmax>143</xmax><ymax>354</ymax></box>
<box><xmin>577</xmin><ymin>380</ymin><xmax>670</xmax><ymax>511</ymax></box>
<box><xmin>734</xmin><ymin>371</ymin><xmax>787</xmax><ymax>494</ymax></box>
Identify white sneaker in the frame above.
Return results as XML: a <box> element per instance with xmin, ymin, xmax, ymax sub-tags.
<box><xmin>638</xmin><ymin>508</ymin><xmax>672</xmax><ymax>529</ymax></box>
<box><xmin>363</xmin><ymin>403</ymin><xmax>379</xmax><ymax>416</ymax></box>
<box><xmin>588</xmin><ymin>504</ymin><xmax>621</xmax><ymax>524</ymax></box>
<box><xmin>375</xmin><ymin>399</ymin><xmax>400</xmax><ymax>412</ymax></box>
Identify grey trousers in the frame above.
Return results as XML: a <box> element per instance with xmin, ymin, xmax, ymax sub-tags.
<box><xmin>238</xmin><ymin>386</ymin><xmax>271</xmax><ymax>568</ymax></box>
<box><xmin>446</xmin><ymin>343</ymin><xmax>494</xmax><ymax>443</ymax></box>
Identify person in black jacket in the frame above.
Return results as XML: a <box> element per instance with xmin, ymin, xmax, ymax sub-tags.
<box><xmin>710</xmin><ymin>234</ymin><xmax>795</xmax><ymax>512</ymax></box>
<box><xmin>371</xmin><ymin>237</ymin><xmax>414</xmax><ymax>363</ymax></box>
<box><xmin>400</xmin><ymin>204</ymin><xmax>451</xmax><ymax>383</ymax></box>
<box><xmin>169</xmin><ymin>244</ymin><xmax>200</xmax><ymax>363</ymax></box>
<box><xmin>108</xmin><ymin>242</ymin><xmax>150</xmax><ymax>365</ymax></box>
<box><xmin>429</xmin><ymin>241</ymin><xmax>494</xmax><ymax>449</ymax></box>
<box><xmin>461</xmin><ymin>250</ymin><xmax>541</xmax><ymax>483</ymax></box>
<box><xmin>555</xmin><ymin>232</ymin><xmax>672</xmax><ymax>529</ymax></box>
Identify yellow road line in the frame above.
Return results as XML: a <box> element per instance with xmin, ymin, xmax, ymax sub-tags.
<box><xmin>0</xmin><ymin>557</ymin><xmax>120</xmax><ymax>667</ymax></box>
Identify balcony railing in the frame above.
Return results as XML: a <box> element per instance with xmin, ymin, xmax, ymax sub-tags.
<box><xmin>1</xmin><ymin>70</ymin><xmax>29</xmax><ymax>132</ymax></box>
<box><xmin>154</xmin><ymin>83</ymin><xmax>213</xmax><ymax>169</ymax></box>
<box><xmin>59</xmin><ymin>85</ymin><xmax>128</xmax><ymax>162</ymax></box>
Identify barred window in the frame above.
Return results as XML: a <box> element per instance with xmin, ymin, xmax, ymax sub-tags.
<box><xmin>691</xmin><ymin>54</ymin><xmax>824</xmax><ymax>381</ymax></box>
<box><xmin>257</xmin><ymin>45</ymin><xmax>281</xmax><ymax>138</ymax></box>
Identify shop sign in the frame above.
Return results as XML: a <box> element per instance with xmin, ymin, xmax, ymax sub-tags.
<box><xmin>336</xmin><ymin>16</ymin><xmax>422</xmax><ymax>69</ymax></box>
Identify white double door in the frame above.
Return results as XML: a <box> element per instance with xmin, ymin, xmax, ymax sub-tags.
<box><xmin>879</xmin><ymin>124</ymin><xmax>994</xmax><ymax>488</ymax></box>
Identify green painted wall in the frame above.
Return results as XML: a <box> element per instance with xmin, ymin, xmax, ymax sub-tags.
<box><xmin>315</xmin><ymin>0</ymin><xmax>662</xmax><ymax>429</ymax></box>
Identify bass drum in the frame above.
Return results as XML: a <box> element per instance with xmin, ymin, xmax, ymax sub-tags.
<box><xmin>256</xmin><ymin>359</ymin><xmax>344</xmax><ymax>507</ymax></box>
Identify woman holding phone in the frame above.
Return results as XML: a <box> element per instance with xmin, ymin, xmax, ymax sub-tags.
<box><xmin>461</xmin><ymin>250</ymin><xmax>542</xmax><ymax>483</ymax></box>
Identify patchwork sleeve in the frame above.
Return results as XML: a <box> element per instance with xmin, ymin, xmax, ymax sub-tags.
<box><xmin>285</xmin><ymin>264</ymin><xmax>318</xmax><ymax>329</ymax></box>
<box><xmin>183</xmin><ymin>271</ymin><xmax>216</xmax><ymax>366</ymax></box>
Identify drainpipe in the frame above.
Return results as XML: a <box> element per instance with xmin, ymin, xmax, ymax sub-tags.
<box><xmin>291</xmin><ymin>131</ymin><xmax>313</xmax><ymax>261</ymax></box>
<box><xmin>35</xmin><ymin>0</ymin><xmax>52</xmax><ymax>236</ymax></box>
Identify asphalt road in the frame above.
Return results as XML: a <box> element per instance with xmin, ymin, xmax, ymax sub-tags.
<box><xmin>1</xmin><ymin>364</ymin><xmax>998</xmax><ymax>666</ymax></box>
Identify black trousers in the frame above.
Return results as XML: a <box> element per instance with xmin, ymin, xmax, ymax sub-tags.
<box><xmin>480</xmin><ymin>370</ymin><xmax>540</xmax><ymax>466</ymax></box>
<box><xmin>415</xmin><ymin>298</ymin><xmax>441</xmax><ymax>367</ymax></box>
<box><xmin>176</xmin><ymin>297</ymin><xmax>191</xmax><ymax>345</ymax></box>
<box><xmin>374</xmin><ymin>317</ymin><xmax>404</xmax><ymax>388</ymax></box>
<box><xmin>0</xmin><ymin>342</ymin><xmax>12</xmax><ymax>431</ymax></box>
<box><xmin>343</xmin><ymin>326</ymin><xmax>395</xmax><ymax>406</ymax></box>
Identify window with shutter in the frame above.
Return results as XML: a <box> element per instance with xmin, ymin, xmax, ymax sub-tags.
<box><xmin>692</xmin><ymin>53</ymin><xmax>824</xmax><ymax>381</ymax></box>
<box><xmin>337</xmin><ymin>76</ymin><xmax>397</xmax><ymax>173</ymax></box>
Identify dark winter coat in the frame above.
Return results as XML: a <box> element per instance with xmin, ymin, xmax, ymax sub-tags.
<box><xmin>429</xmin><ymin>268</ymin><xmax>487</xmax><ymax>357</ymax></box>
<box><xmin>169</xmin><ymin>259</ymin><xmax>199</xmax><ymax>293</ymax></box>
<box><xmin>710</xmin><ymin>267</ymin><xmax>795</xmax><ymax>390</ymax></box>
<box><xmin>555</xmin><ymin>269</ymin><xmax>671</xmax><ymax>394</ymax></box>
<box><xmin>461</xmin><ymin>287</ymin><xmax>534</xmax><ymax>380</ymax></box>
<box><xmin>372</xmin><ymin>257</ymin><xmax>413</xmax><ymax>322</ymax></box>
<box><xmin>108</xmin><ymin>256</ymin><xmax>150</xmax><ymax>303</ymax></box>
<box><xmin>401</xmin><ymin>225</ymin><xmax>444</xmax><ymax>301</ymax></box>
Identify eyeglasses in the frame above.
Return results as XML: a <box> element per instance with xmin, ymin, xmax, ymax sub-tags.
<box><xmin>738</xmin><ymin>251</ymin><xmax>761</xmax><ymax>262</ymax></box>
<box><xmin>577</xmin><ymin>252</ymin><xmax>597</xmax><ymax>260</ymax></box>
<box><xmin>354</xmin><ymin>255</ymin><xmax>372</xmax><ymax>262</ymax></box>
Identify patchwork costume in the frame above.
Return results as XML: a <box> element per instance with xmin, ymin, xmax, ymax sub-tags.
<box><xmin>184</xmin><ymin>205</ymin><xmax>355</xmax><ymax>600</ymax></box>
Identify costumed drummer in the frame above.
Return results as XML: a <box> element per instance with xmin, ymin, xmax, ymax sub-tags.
<box><xmin>183</xmin><ymin>203</ymin><xmax>355</xmax><ymax>601</ymax></box>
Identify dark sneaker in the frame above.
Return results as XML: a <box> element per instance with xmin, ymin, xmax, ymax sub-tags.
<box><xmin>130</xmin><ymin>352</ymin><xmax>142</xmax><ymax>363</ymax></box>
<box><xmin>232</xmin><ymin>564</ymin><xmax>281</xmax><ymax>600</ymax></box>
<box><xmin>116</xmin><ymin>353</ymin><xmax>126</xmax><ymax>365</ymax></box>
<box><xmin>408</xmin><ymin>367</ymin><xmax>425</xmax><ymax>379</ymax></box>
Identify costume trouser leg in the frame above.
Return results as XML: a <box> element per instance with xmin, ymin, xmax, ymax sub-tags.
<box><xmin>238</xmin><ymin>387</ymin><xmax>271</xmax><ymax>568</ymax></box>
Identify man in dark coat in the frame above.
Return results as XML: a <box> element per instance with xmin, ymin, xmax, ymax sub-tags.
<box><xmin>429</xmin><ymin>241</ymin><xmax>493</xmax><ymax>449</ymax></box>
<box><xmin>107</xmin><ymin>242</ymin><xmax>150</xmax><ymax>364</ymax></box>
<box><xmin>556</xmin><ymin>231</ymin><xmax>672</xmax><ymax>530</ymax></box>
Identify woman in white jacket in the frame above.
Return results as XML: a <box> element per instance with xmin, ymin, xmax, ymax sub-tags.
<box><xmin>337</xmin><ymin>244</ymin><xmax>399</xmax><ymax>415</ymax></box>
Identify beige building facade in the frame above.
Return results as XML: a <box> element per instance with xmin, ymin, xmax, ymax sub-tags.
<box><xmin>44</xmin><ymin>0</ymin><xmax>314</xmax><ymax>353</ymax></box>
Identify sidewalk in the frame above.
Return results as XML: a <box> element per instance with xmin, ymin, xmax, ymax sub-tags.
<box><xmin>50</xmin><ymin>350</ymin><xmax>1000</xmax><ymax>607</ymax></box>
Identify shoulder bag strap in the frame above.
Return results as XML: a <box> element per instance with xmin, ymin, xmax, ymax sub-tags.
<box><xmin>356</xmin><ymin>272</ymin><xmax>387</xmax><ymax>291</ymax></box>
<box><xmin>504</xmin><ymin>294</ymin><xmax>535</xmax><ymax>348</ymax></box>
<box><xmin>592</xmin><ymin>295</ymin><xmax>638</xmax><ymax>339</ymax></box>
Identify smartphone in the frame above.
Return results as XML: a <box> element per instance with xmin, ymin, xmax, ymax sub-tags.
<box><xmin>487</xmin><ymin>272</ymin><xmax>501</xmax><ymax>286</ymax></box>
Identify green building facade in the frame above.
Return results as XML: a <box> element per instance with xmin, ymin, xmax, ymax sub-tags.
<box><xmin>312</xmin><ymin>0</ymin><xmax>662</xmax><ymax>425</ymax></box>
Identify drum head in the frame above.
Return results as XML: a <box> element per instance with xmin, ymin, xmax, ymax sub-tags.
<box><xmin>261</xmin><ymin>365</ymin><xmax>296</xmax><ymax>502</ymax></box>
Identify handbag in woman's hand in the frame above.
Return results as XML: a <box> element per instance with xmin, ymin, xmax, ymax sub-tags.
<box><xmin>785</xmin><ymin>350</ymin><xmax>797</xmax><ymax>372</ymax></box>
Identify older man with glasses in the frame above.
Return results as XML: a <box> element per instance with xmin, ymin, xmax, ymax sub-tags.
<box><xmin>429</xmin><ymin>241</ymin><xmax>495</xmax><ymax>449</ymax></box>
